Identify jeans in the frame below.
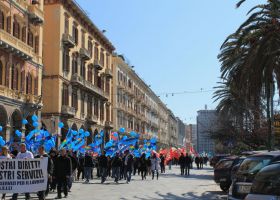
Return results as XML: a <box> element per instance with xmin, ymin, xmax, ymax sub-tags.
<box><xmin>126</xmin><ymin>170</ymin><xmax>132</xmax><ymax>182</ymax></box>
<box><xmin>185</xmin><ymin>165</ymin><xmax>190</xmax><ymax>176</ymax></box>
<box><xmin>57</xmin><ymin>177</ymin><xmax>68</xmax><ymax>198</ymax></box>
<box><xmin>112</xmin><ymin>167</ymin><xmax>120</xmax><ymax>182</ymax></box>
<box><xmin>67</xmin><ymin>176</ymin><xmax>73</xmax><ymax>190</ymax></box>
<box><xmin>152</xmin><ymin>170</ymin><xmax>159</xmax><ymax>180</ymax></box>
<box><xmin>77</xmin><ymin>167</ymin><xmax>84</xmax><ymax>180</ymax></box>
<box><xmin>100</xmin><ymin>167</ymin><xmax>107</xmax><ymax>183</ymax></box>
<box><xmin>84</xmin><ymin>167</ymin><xmax>92</xmax><ymax>181</ymax></box>
<box><xmin>180</xmin><ymin>165</ymin><xmax>185</xmax><ymax>175</ymax></box>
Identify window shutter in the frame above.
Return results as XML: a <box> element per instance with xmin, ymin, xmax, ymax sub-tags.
<box><xmin>5</xmin><ymin>64</ymin><xmax>9</xmax><ymax>87</ymax></box>
<box><xmin>12</xmin><ymin>66</ymin><xmax>16</xmax><ymax>90</ymax></box>
<box><xmin>0</xmin><ymin>12</ymin><xmax>4</xmax><ymax>29</ymax></box>
<box><xmin>6</xmin><ymin>16</ymin><xmax>11</xmax><ymax>33</ymax></box>
<box><xmin>35</xmin><ymin>36</ymin><xmax>39</xmax><ymax>53</ymax></box>
<box><xmin>21</xmin><ymin>70</ymin><xmax>25</xmax><ymax>93</ymax></box>
<box><xmin>34</xmin><ymin>77</ymin><xmax>38</xmax><ymax>95</ymax></box>
<box><xmin>22</xmin><ymin>27</ymin><xmax>26</xmax><ymax>42</ymax></box>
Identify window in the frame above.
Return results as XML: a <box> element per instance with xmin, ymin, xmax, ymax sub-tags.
<box><xmin>13</xmin><ymin>20</ymin><xmax>20</xmax><ymax>39</ymax></box>
<box><xmin>63</xmin><ymin>47</ymin><xmax>70</xmax><ymax>72</ymax></box>
<box><xmin>94</xmin><ymin>45</ymin><xmax>99</xmax><ymax>60</ymax></box>
<box><xmin>0</xmin><ymin>61</ymin><xmax>3</xmax><ymax>85</ymax></box>
<box><xmin>6</xmin><ymin>16</ymin><xmax>11</xmax><ymax>33</ymax></box>
<box><xmin>81</xmin><ymin>60</ymin><xmax>85</xmax><ymax>79</ymax></box>
<box><xmin>62</xmin><ymin>83</ymin><xmax>69</xmax><ymax>106</ymax></box>
<box><xmin>64</xmin><ymin>16</ymin><xmax>69</xmax><ymax>34</ymax></box>
<box><xmin>72</xmin><ymin>54</ymin><xmax>78</xmax><ymax>74</ymax></box>
<box><xmin>94</xmin><ymin>68</ymin><xmax>98</xmax><ymax>85</ymax></box>
<box><xmin>81</xmin><ymin>92</ymin><xmax>84</xmax><ymax>114</ymax></box>
<box><xmin>28</xmin><ymin>31</ymin><xmax>33</xmax><ymax>47</ymax></box>
<box><xmin>87</xmin><ymin>96</ymin><xmax>92</xmax><ymax>115</ymax></box>
<box><xmin>21</xmin><ymin>70</ymin><xmax>25</xmax><ymax>93</ymax></box>
<box><xmin>21</xmin><ymin>27</ymin><xmax>26</xmax><ymax>43</ymax></box>
<box><xmin>0</xmin><ymin>11</ymin><xmax>4</xmax><ymax>30</ymax></box>
<box><xmin>100</xmin><ymin>51</ymin><xmax>104</xmax><ymax>66</ymax></box>
<box><xmin>87</xmin><ymin>65</ymin><xmax>93</xmax><ymax>83</ymax></box>
<box><xmin>106</xmin><ymin>105</ymin><xmax>110</xmax><ymax>121</ymax></box>
<box><xmin>72</xmin><ymin>25</ymin><xmax>78</xmax><ymax>45</ymax></box>
<box><xmin>81</xmin><ymin>31</ymin><xmax>85</xmax><ymax>48</ymax></box>
<box><xmin>26</xmin><ymin>73</ymin><xmax>32</xmax><ymax>94</ymax></box>
<box><xmin>11</xmin><ymin>65</ymin><xmax>19</xmax><ymax>90</ymax></box>
<box><xmin>94</xmin><ymin>99</ymin><xmax>98</xmax><ymax>117</ymax></box>
<box><xmin>88</xmin><ymin>40</ymin><xmax>92</xmax><ymax>57</ymax></box>
<box><xmin>106</xmin><ymin>54</ymin><xmax>109</xmax><ymax>68</ymax></box>
<box><xmin>105</xmin><ymin>78</ymin><xmax>110</xmax><ymax>94</ymax></box>
<box><xmin>34</xmin><ymin>76</ymin><xmax>38</xmax><ymax>95</ymax></box>
<box><xmin>35</xmin><ymin>36</ymin><xmax>39</xmax><ymax>54</ymax></box>
<box><xmin>72</xmin><ymin>89</ymin><xmax>78</xmax><ymax>110</ymax></box>
<box><xmin>5</xmin><ymin>64</ymin><xmax>9</xmax><ymax>87</ymax></box>
<box><xmin>100</xmin><ymin>103</ymin><xmax>104</xmax><ymax>121</ymax></box>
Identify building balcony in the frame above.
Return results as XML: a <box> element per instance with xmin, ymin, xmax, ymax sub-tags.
<box><xmin>61</xmin><ymin>105</ymin><xmax>76</xmax><ymax>117</ymax></box>
<box><xmin>105</xmin><ymin>121</ymin><xmax>114</xmax><ymax>129</ymax></box>
<box><xmin>104</xmin><ymin>68</ymin><xmax>113</xmax><ymax>79</ymax></box>
<box><xmin>86</xmin><ymin>114</ymin><xmax>98</xmax><ymax>124</ymax></box>
<box><xmin>62</xmin><ymin>33</ymin><xmax>75</xmax><ymax>48</ymax></box>
<box><xmin>0</xmin><ymin>29</ymin><xmax>41</xmax><ymax>63</ymax></box>
<box><xmin>80</xmin><ymin>47</ymin><xmax>91</xmax><ymax>60</ymax></box>
<box><xmin>28</xmin><ymin>5</ymin><xmax>44</xmax><ymax>25</ymax></box>
<box><xmin>94</xmin><ymin>59</ymin><xmax>103</xmax><ymax>70</ymax></box>
<box><xmin>71</xmin><ymin>74</ymin><xmax>108</xmax><ymax>101</ymax></box>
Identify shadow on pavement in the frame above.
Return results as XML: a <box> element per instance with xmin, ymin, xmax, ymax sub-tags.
<box><xmin>160</xmin><ymin>172</ymin><xmax>213</xmax><ymax>181</ymax></box>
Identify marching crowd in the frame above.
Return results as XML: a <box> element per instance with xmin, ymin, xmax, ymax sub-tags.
<box><xmin>0</xmin><ymin>144</ymin><xmax>209</xmax><ymax>200</ymax></box>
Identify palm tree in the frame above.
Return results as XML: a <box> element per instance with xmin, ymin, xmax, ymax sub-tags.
<box><xmin>216</xmin><ymin>0</ymin><xmax>280</xmax><ymax>150</ymax></box>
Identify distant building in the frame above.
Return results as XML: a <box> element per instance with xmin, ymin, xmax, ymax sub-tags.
<box><xmin>168</xmin><ymin>110</ymin><xmax>178</xmax><ymax>147</ymax></box>
<box><xmin>176</xmin><ymin>117</ymin><xmax>185</xmax><ymax>148</ymax></box>
<box><xmin>197</xmin><ymin>109</ymin><xmax>218</xmax><ymax>154</ymax></box>
<box><xmin>185</xmin><ymin>124</ymin><xmax>196</xmax><ymax>152</ymax></box>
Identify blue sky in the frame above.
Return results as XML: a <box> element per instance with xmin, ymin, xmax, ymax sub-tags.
<box><xmin>76</xmin><ymin>0</ymin><xmax>264</xmax><ymax>124</ymax></box>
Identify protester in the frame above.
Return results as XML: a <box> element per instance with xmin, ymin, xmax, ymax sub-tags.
<box><xmin>199</xmin><ymin>157</ymin><xmax>204</xmax><ymax>169</ymax></box>
<box><xmin>124</xmin><ymin>151</ymin><xmax>134</xmax><ymax>184</ymax></box>
<box><xmin>49</xmin><ymin>149</ymin><xmax>58</xmax><ymax>192</ymax></box>
<box><xmin>139</xmin><ymin>153</ymin><xmax>147</xmax><ymax>180</ymax></box>
<box><xmin>53</xmin><ymin>148</ymin><xmax>72</xmax><ymax>199</ymax></box>
<box><xmin>99</xmin><ymin>151</ymin><xmax>108</xmax><ymax>184</ymax></box>
<box><xmin>77</xmin><ymin>154</ymin><xmax>85</xmax><ymax>181</ymax></box>
<box><xmin>67</xmin><ymin>151</ymin><xmax>78</xmax><ymax>191</ymax></box>
<box><xmin>178</xmin><ymin>153</ymin><xmax>185</xmax><ymax>175</ymax></box>
<box><xmin>107</xmin><ymin>156</ymin><xmax>112</xmax><ymax>178</ymax></box>
<box><xmin>0</xmin><ymin>146</ymin><xmax>12</xmax><ymax>200</ymax></box>
<box><xmin>35</xmin><ymin>146</ymin><xmax>54</xmax><ymax>200</ymax></box>
<box><xmin>151</xmin><ymin>153</ymin><xmax>160</xmax><ymax>180</ymax></box>
<box><xmin>84</xmin><ymin>152</ymin><xmax>94</xmax><ymax>183</ymax></box>
<box><xmin>12</xmin><ymin>143</ymin><xmax>34</xmax><ymax>200</ymax></box>
<box><xmin>195</xmin><ymin>156</ymin><xmax>200</xmax><ymax>169</ymax></box>
<box><xmin>160</xmin><ymin>154</ymin><xmax>165</xmax><ymax>173</ymax></box>
<box><xmin>111</xmin><ymin>152</ymin><xmax>122</xmax><ymax>183</ymax></box>
<box><xmin>185</xmin><ymin>153</ymin><xmax>192</xmax><ymax>176</ymax></box>
<box><xmin>133</xmin><ymin>157</ymin><xmax>139</xmax><ymax>176</ymax></box>
<box><xmin>147</xmin><ymin>157</ymin><xmax>152</xmax><ymax>175</ymax></box>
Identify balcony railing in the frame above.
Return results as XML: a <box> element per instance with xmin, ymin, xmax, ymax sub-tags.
<box><xmin>80</xmin><ymin>47</ymin><xmax>91</xmax><ymax>60</ymax></box>
<box><xmin>62</xmin><ymin>33</ymin><xmax>75</xmax><ymax>48</ymax></box>
<box><xmin>0</xmin><ymin>29</ymin><xmax>41</xmax><ymax>63</ymax></box>
<box><xmin>61</xmin><ymin>105</ymin><xmax>76</xmax><ymax>117</ymax></box>
<box><xmin>86</xmin><ymin>114</ymin><xmax>98</xmax><ymax>124</ymax></box>
<box><xmin>104</xmin><ymin>68</ymin><xmax>113</xmax><ymax>78</ymax></box>
<box><xmin>28</xmin><ymin>4</ymin><xmax>44</xmax><ymax>25</ymax></box>
<box><xmin>94</xmin><ymin>59</ymin><xmax>103</xmax><ymax>70</ymax></box>
<box><xmin>71</xmin><ymin>74</ymin><xmax>108</xmax><ymax>100</ymax></box>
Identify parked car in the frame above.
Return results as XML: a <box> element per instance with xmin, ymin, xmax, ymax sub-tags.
<box><xmin>228</xmin><ymin>151</ymin><xmax>280</xmax><ymax>200</ymax></box>
<box><xmin>214</xmin><ymin>156</ymin><xmax>245</xmax><ymax>192</ymax></box>
<box><xmin>245</xmin><ymin>162</ymin><xmax>280</xmax><ymax>200</ymax></box>
<box><xmin>210</xmin><ymin>154</ymin><xmax>230</xmax><ymax>167</ymax></box>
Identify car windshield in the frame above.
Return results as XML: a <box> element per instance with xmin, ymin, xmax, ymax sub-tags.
<box><xmin>216</xmin><ymin>160</ymin><xmax>234</xmax><ymax>169</ymax></box>
<box><xmin>251</xmin><ymin>164</ymin><xmax>280</xmax><ymax>195</ymax></box>
<box><xmin>237</xmin><ymin>156</ymin><xmax>272</xmax><ymax>175</ymax></box>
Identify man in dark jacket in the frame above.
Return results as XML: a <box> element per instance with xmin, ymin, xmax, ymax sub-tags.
<box><xmin>111</xmin><ymin>152</ymin><xmax>122</xmax><ymax>183</ymax></box>
<box><xmin>35</xmin><ymin>146</ymin><xmax>54</xmax><ymax>200</ymax></box>
<box><xmin>67</xmin><ymin>151</ymin><xmax>78</xmax><ymax>191</ymax></box>
<box><xmin>185</xmin><ymin>153</ymin><xmax>192</xmax><ymax>176</ymax></box>
<box><xmin>99</xmin><ymin>151</ymin><xmax>108</xmax><ymax>184</ymax></box>
<box><xmin>84</xmin><ymin>152</ymin><xmax>94</xmax><ymax>183</ymax></box>
<box><xmin>178</xmin><ymin>153</ymin><xmax>185</xmax><ymax>175</ymax></box>
<box><xmin>195</xmin><ymin>156</ymin><xmax>200</xmax><ymax>169</ymax></box>
<box><xmin>160</xmin><ymin>154</ymin><xmax>165</xmax><ymax>173</ymax></box>
<box><xmin>54</xmin><ymin>149</ymin><xmax>72</xmax><ymax>199</ymax></box>
<box><xmin>125</xmin><ymin>151</ymin><xmax>134</xmax><ymax>184</ymax></box>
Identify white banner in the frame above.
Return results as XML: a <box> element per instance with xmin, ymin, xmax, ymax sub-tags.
<box><xmin>0</xmin><ymin>158</ymin><xmax>48</xmax><ymax>193</ymax></box>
